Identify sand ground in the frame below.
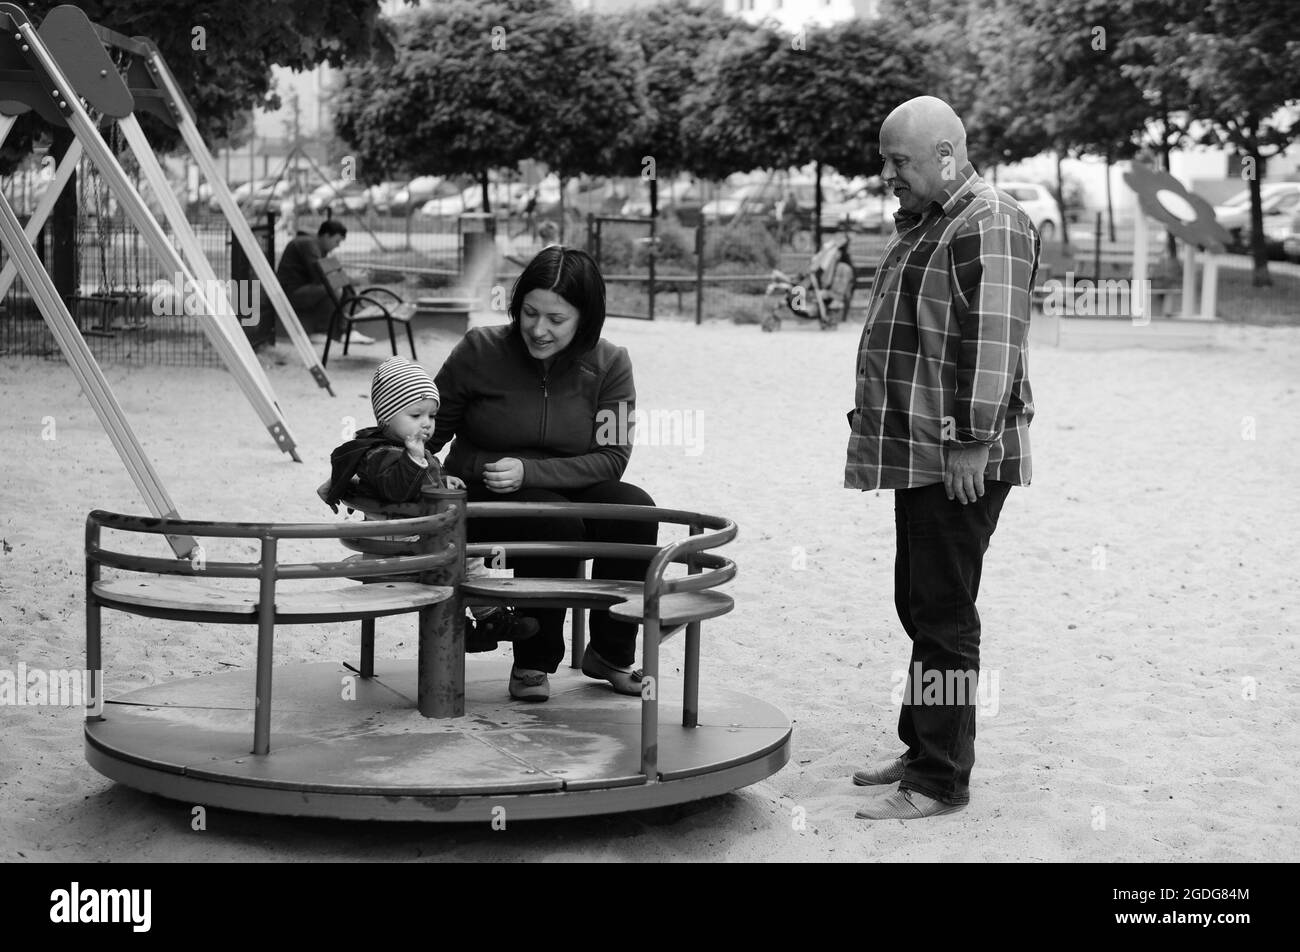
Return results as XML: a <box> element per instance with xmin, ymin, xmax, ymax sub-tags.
<box><xmin>1</xmin><ymin>312</ymin><xmax>1298</xmax><ymax>862</ymax></box>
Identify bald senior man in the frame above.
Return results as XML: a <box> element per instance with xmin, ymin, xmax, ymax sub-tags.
<box><xmin>847</xmin><ymin>96</ymin><xmax>1036</xmax><ymax>820</ymax></box>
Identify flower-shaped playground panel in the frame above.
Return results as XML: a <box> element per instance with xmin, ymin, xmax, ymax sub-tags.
<box><xmin>1122</xmin><ymin>163</ymin><xmax>1233</xmax><ymax>253</ymax></box>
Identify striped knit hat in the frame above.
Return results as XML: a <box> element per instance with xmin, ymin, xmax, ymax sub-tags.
<box><xmin>371</xmin><ymin>356</ymin><xmax>440</xmax><ymax>424</ymax></box>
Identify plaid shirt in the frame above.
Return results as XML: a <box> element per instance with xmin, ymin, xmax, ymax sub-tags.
<box><xmin>845</xmin><ymin>163</ymin><xmax>1036</xmax><ymax>490</ymax></box>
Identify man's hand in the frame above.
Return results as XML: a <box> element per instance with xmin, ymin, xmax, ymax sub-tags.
<box><xmin>944</xmin><ymin>443</ymin><xmax>990</xmax><ymax>504</ymax></box>
<box><xmin>483</xmin><ymin>458</ymin><xmax>524</xmax><ymax>494</ymax></box>
<box><xmin>444</xmin><ymin>475</ymin><xmax>465</xmax><ymax>490</ymax></box>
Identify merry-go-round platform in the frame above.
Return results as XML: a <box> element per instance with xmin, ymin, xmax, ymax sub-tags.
<box><xmin>85</xmin><ymin>657</ymin><xmax>792</xmax><ymax>822</ymax></box>
<box><xmin>81</xmin><ymin>497</ymin><xmax>791</xmax><ymax>823</ymax></box>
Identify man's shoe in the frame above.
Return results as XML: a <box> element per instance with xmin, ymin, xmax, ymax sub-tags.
<box><xmin>852</xmin><ymin>755</ymin><xmax>909</xmax><ymax>786</ymax></box>
<box><xmin>855</xmin><ymin>789</ymin><xmax>966</xmax><ymax>820</ymax></box>
<box><xmin>580</xmin><ymin>646</ymin><xmax>643</xmax><ymax>696</ymax></box>
<box><xmin>509</xmin><ymin>667</ymin><xmax>549</xmax><ymax>702</ymax></box>
<box><xmin>346</xmin><ymin>330</ymin><xmax>376</xmax><ymax>345</ymax></box>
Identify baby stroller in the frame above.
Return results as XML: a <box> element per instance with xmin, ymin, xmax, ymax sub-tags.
<box><xmin>761</xmin><ymin>233</ymin><xmax>856</xmax><ymax>331</ymax></box>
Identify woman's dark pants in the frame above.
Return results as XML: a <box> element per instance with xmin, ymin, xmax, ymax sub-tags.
<box><xmin>465</xmin><ymin>480</ymin><xmax>657</xmax><ymax>673</ymax></box>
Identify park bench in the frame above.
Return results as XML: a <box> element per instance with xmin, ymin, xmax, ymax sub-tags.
<box><xmin>1030</xmin><ymin>258</ymin><xmax>1183</xmax><ymax>317</ymax></box>
<box><xmin>315</xmin><ymin>256</ymin><xmax>418</xmax><ymax>366</ymax></box>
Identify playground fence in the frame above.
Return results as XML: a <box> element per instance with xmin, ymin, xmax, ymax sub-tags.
<box><xmin>5</xmin><ymin>174</ymin><xmax>1296</xmax><ymax>368</ymax></box>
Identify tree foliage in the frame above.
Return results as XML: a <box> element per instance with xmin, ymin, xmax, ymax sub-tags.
<box><xmin>679</xmin><ymin>21</ymin><xmax>933</xmax><ymax>180</ymax></box>
<box><xmin>615</xmin><ymin>0</ymin><xmax>751</xmax><ymax>179</ymax></box>
<box><xmin>1126</xmin><ymin>0</ymin><xmax>1300</xmax><ymax>282</ymax></box>
<box><xmin>1</xmin><ymin>0</ymin><xmax>392</xmax><ymax>171</ymax></box>
<box><xmin>334</xmin><ymin>0</ymin><xmax>644</xmax><ymax>190</ymax></box>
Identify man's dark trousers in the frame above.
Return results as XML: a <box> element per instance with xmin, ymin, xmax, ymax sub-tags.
<box><xmin>893</xmin><ymin>479</ymin><xmax>1011</xmax><ymax>805</ymax></box>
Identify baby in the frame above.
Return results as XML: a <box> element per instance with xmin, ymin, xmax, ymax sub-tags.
<box><xmin>324</xmin><ymin>356</ymin><xmax>537</xmax><ymax>652</ymax></box>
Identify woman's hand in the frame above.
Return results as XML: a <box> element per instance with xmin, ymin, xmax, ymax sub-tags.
<box><xmin>483</xmin><ymin>458</ymin><xmax>524</xmax><ymax>494</ymax></box>
<box><xmin>444</xmin><ymin>475</ymin><xmax>465</xmax><ymax>490</ymax></box>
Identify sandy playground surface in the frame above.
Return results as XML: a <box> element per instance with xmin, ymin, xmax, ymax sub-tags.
<box><xmin>1</xmin><ymin>311</ymin><xmax>1298</xmax><ymax>862</ymax></box>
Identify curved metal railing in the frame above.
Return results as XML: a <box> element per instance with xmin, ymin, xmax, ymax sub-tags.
<box><xmin>85</xmin><ymin>500</ymin><xmax>464</xmax><ymax>754</ymax></box>
<box><xmin>461</xmin><ymin>502</ymin><xmax>738</xmax><ymax>778</ymax></box>
<box><xmin>86</xmin><ymin>498</ymin><xmax>737</xmax><ymax>778</ymax></box>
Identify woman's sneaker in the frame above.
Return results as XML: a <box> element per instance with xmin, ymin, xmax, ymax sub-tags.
<box><xmin>465</xmin><ymin>608</ymin><xmax>539</xmax><ymax>653</ymax></box>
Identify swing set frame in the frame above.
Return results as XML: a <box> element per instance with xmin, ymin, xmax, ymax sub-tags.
<box><xmin>0</xmin><ymin>4</ymin><xmax>341</xmax><ymax>556</ymax></box>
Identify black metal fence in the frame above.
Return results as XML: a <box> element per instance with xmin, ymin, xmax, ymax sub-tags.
<box><xmin>0</xmin><ymin>152</ymin><xmax>241</xmax><ymax>366</ymax></box>
<box><xmin>0</xmin><ymin>156</ymin><xmax>1056</xmax><ymax>367</ymax></box>
<box><xmin>579</xmin><ymin>214</ymin><xmax>892</xmax><ymax>325</ymax></box>
<box><xmin>6</xmin><ymin>157</ymin><xmax>1293</xmax><ymax>369</ymax></box>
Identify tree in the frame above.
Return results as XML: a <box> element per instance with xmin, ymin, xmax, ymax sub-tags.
<box><xmin>506</xmin><ymin>2</ymin><xmax>646</xmax><ymax>234</ymax></box>
<box><xmin>680</xmin><ymin>20</ymin><xmax>932</xmax><ymax>242</ymax></box>
<box><xmin>1112</xmin><ymin>0</ymin><xmax>1204</xmax><ymax>260</ymax></box>
<box><xmin>876</xmin><ymin>0</ymin><xmax>1029</xmax><ymax>173</ymax></box>
<box><xmin>976</xmin><ymin>0</ymin><xmax>1154</xmax><ymax>247</ymax></box>
<box><xmin>1</xmin><ymin>1</ymin><xmax>394</xmax><ymax>311</ymax></box>
<box><xmin>334</xmin><ymin>0</ymin><xmax>643</xmax><ymax>237</ymax></box>
<box><xmin>1112</xmin><ymin>0</ymin><xmax>1199</xmax><ymax>170</ymax></box>
<box><xmin>334</xmin><ymin>0</ymin><xmax>536</xmax><ymax>202</ymax></box>
<box><xmin>1</xmin><ymin>0</ymin><xmax>394</xmax><ymax>169</ymax></box>
<box><xmin>810</xmin><ymin>21</ymin><xmax>938</xmax><ymax>180</ymax></box>
<box><xmin>615</xmin><ymin>1</ymin><xmax>752</xmax><ymax>215</ymax></box>
<box><xmin>1132</xmin><ymin>0</ymin><xmax>1300</xmax><ymax>285</ymax></box>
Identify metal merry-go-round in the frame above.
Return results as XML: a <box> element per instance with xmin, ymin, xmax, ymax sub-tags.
<box><xmin>82</xmin><ymin>493</ymin><xmax>792</xmax><ymax>822</ymax></box>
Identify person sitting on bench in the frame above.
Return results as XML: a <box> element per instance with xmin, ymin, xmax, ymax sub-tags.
<box><xmin>276</xmin><ymin>219</ymin><xmax>373</xmax><ymax>345</ymax></box>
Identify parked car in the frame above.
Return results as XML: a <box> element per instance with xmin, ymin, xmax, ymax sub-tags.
<box><xmin>1214</xmin><ymin>182</ymin><xmax>1300</xmax><ymax>254</ymax></box>
<box><xmin>247</xmin><ymin>180</ymin><xmax>295</xmax><ymax>211</ymax></box>
<box><xmin>511</xmin><ymin>177</ymin><xmax>563</xmax><ymax>216</ymax></box>
<box><xmin>210</xmin><ymin>179</ymin><xmax>258</xmax><ymax>213</ymax></box>
<box><xmin>390</xmin><ymin>176</ymin><xmax>457</xmax><ymax>216</ymax></box>
<box><xmin>701</xmin><ymin>183</ymin><xmax>759</xmax><ymax>223</ymax></box>
<box><xmin>398</xmin><ymin>175</ymin><xmax>442</xmax><ymax>209</ymax></box>
<box><xmin>701</xmin><ymin>182</ymin><xmax>796</xmax><ymax>224</ymax></box>
<box><xmin>206</xmin><ymin>177</ymin><xmax>307</xmax><ymax>215</ymax></box>
<box><xmin>308</xmin><ymin>178</ymin><xmax>370</xmax><ymax>214</ymax></box>
<box><xmin>1275</xmin><ymin>205</ymin><xmax>1300</xmax><ymax>261</ymax></box>
<box><xmin>995</xmin><ymin>182</ymin><xmax>1064</xmax><ymax>242</ymax></box>
<box><xmin>364</xmin><ymin>180</ymin><xmax>411</xmax><ymax>215</ymax></box>
<box><xmin>573</xmin><ymin>177</ymin><xmax>628</xmax><ymax>216</ymax></box>
<box><xmin>621</xmin><ymin>183</ymin><xmax>706</xmax><ymax>221</ymax></box>
<box><xmin>221</xmin><ymin>179</ymin><xmax>300</xmax><ymax>215</ymax></box>
<box><xmin>1261</xmin><ymin>206</ymin><xmax>1298</xmax><ymax>259</ymax></box>
<box><xmin>845</xmin><ymin>191</ymin><xmax>901</xmax><ymax>232</ymax></box>
<box><xmin>419</xmin><ymin>183</ymin><xmax>489</xmax><ymax>218</ymax></box>
<box><xmin>708</xmin><ymin>180</ymin><xmax>850</xmax><ymax>231</ymax></box>
<box><xmin>816</xmin><ymin>185</ymin><xmax>860</xmax><ymax>232</ymax></box>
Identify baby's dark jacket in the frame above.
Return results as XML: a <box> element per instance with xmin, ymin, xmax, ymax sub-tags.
<box><xmin>325</xmin><ymin>425</ymin><xmax>444</xmax><ymax>512</ymax></box>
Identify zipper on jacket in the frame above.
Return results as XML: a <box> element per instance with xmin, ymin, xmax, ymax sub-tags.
<box><xmin>539</xmin><ymin>370</ymin><xmax>549</xmax><ymax>444</ymax></box>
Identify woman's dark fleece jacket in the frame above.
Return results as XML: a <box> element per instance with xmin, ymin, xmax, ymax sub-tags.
<box><xmin>430</xmin><ymin>325</ymin><xmax>635</xmax><ymax>489</ymax></box>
